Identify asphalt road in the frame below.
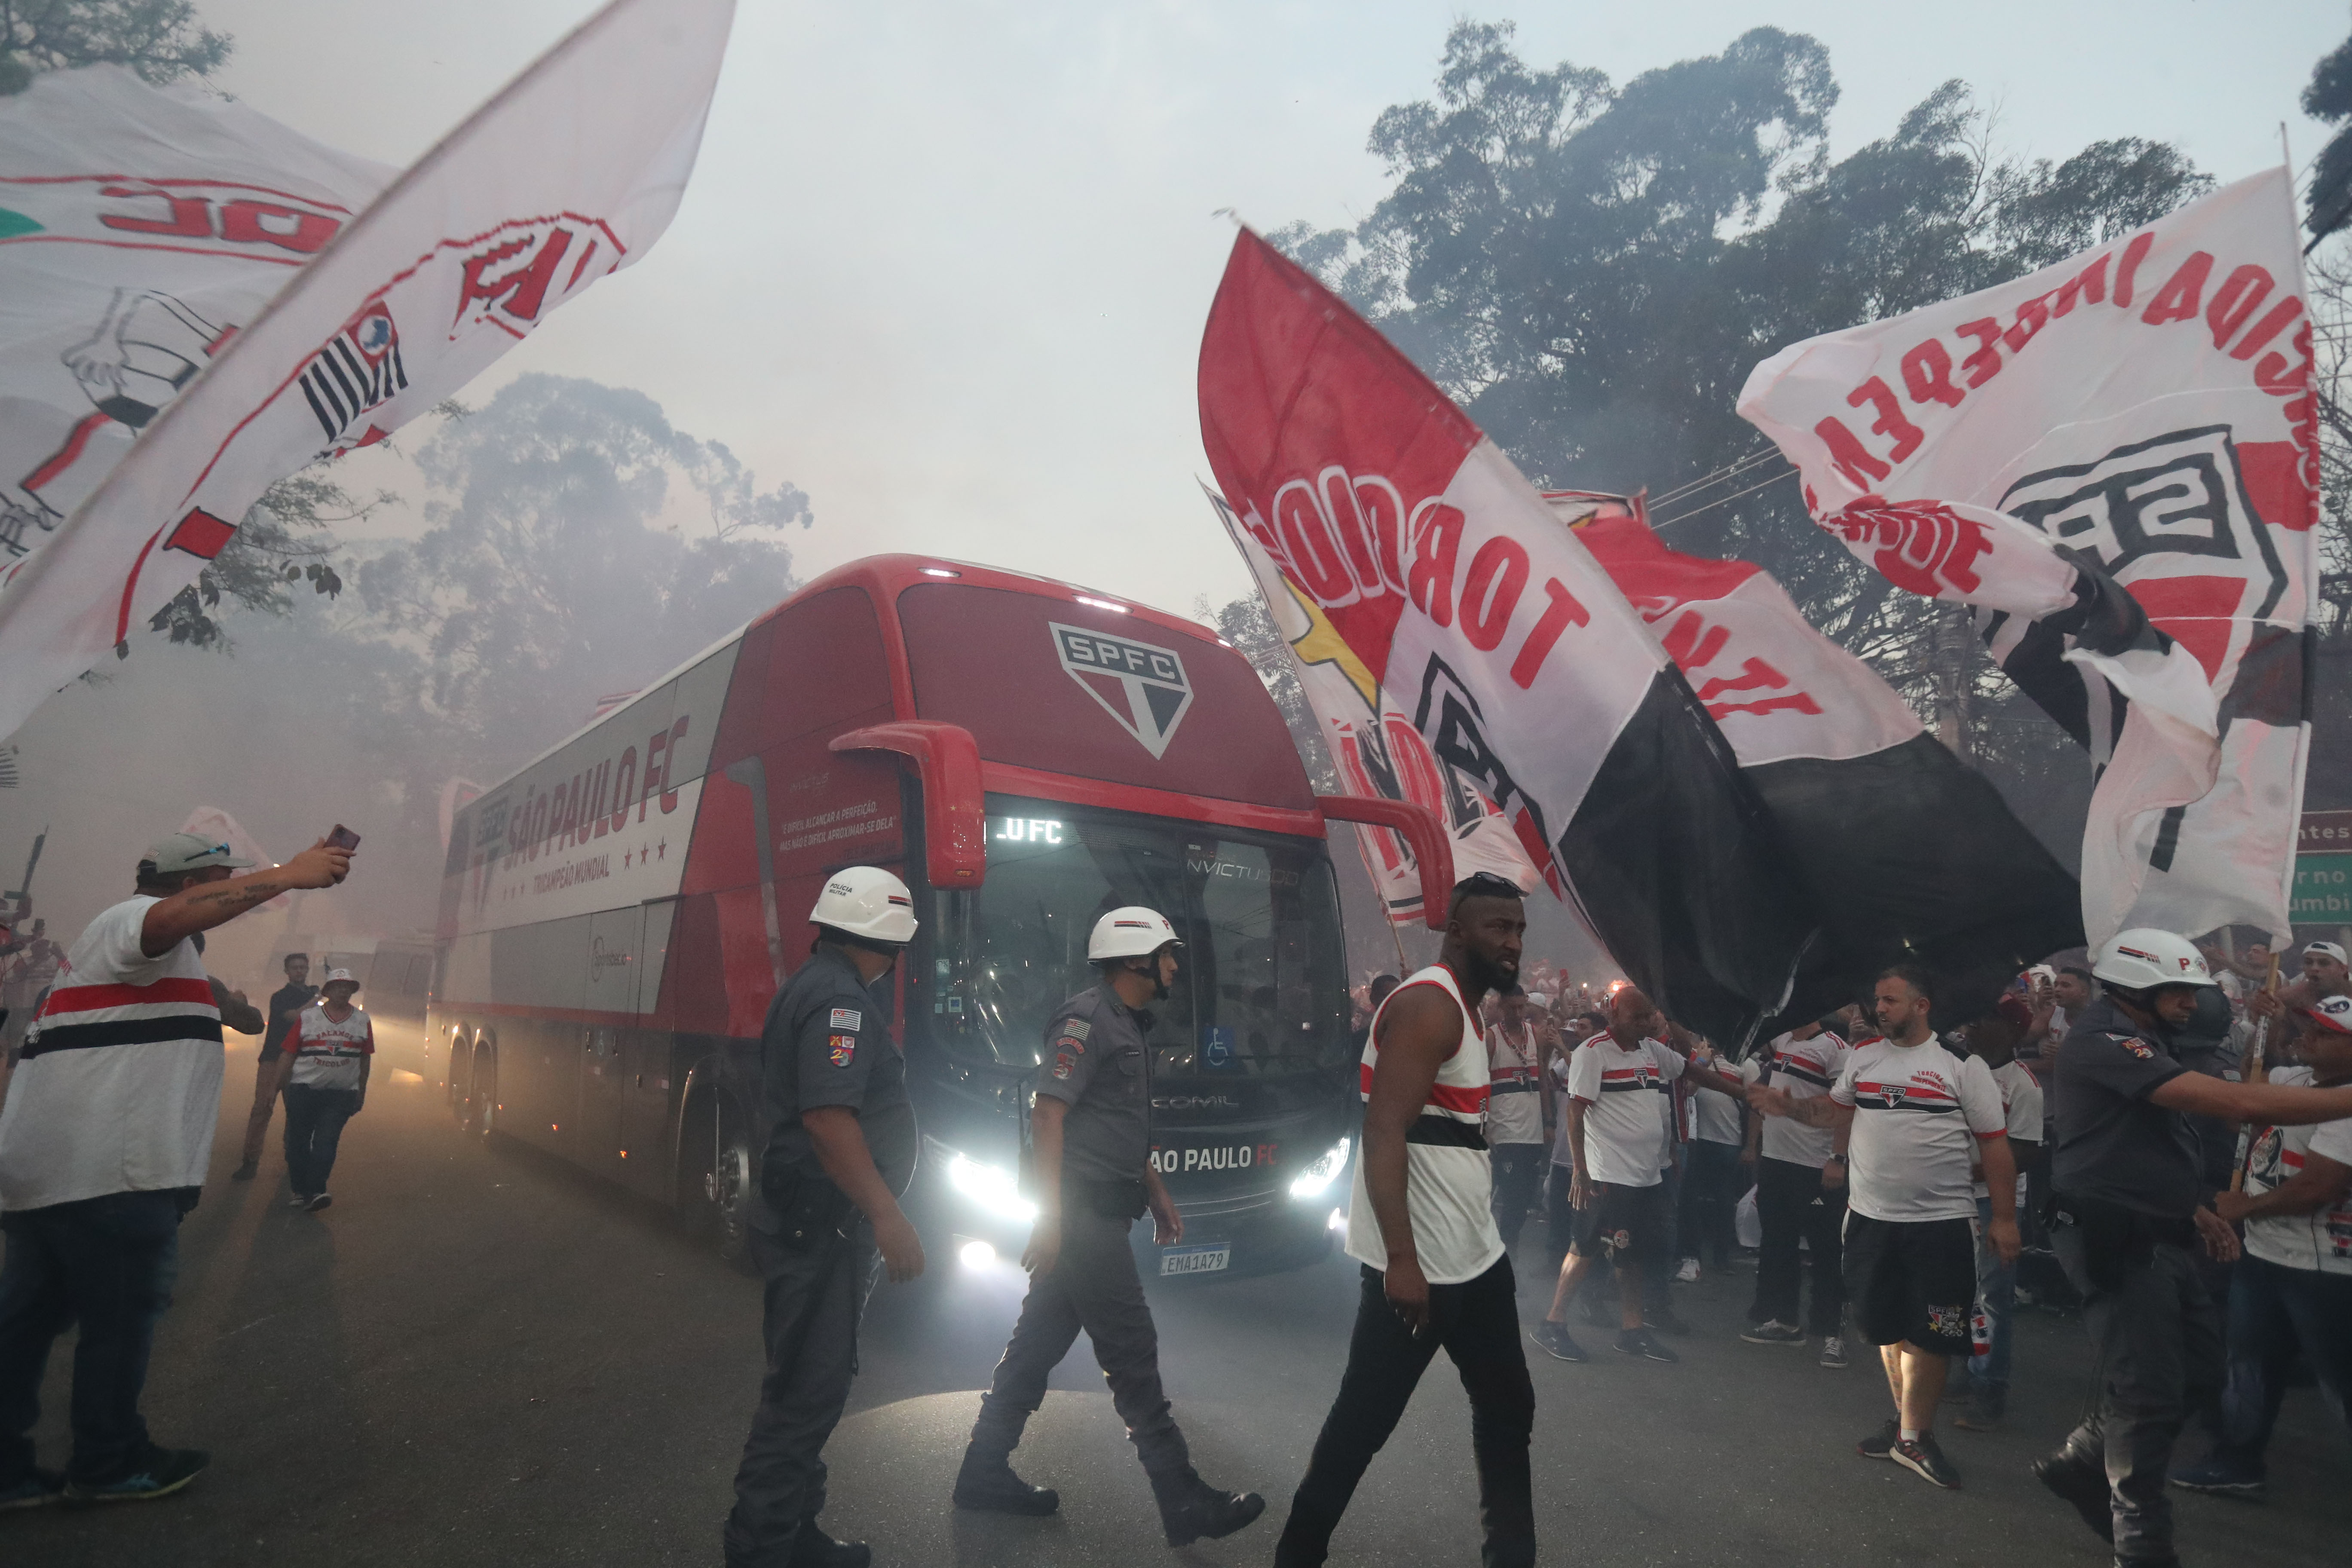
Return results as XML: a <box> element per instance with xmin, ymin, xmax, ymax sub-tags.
<box><xmin>5</xmin><ymin>1045</ymin><xmax>2346</xmax><ymax>1568</ymax></box>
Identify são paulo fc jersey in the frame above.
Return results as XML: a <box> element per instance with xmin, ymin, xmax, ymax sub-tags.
<box><xmin>1831</xmin><ymin>1035</ymin><xmax>2006</xmax><ymax>1222</ymax></box>
<box><xmin>1565</xmin><ymin>1036</ymin><xmax>1684</xmax><ymax>1188</ymax></box>
<box><xmin>285</xmin><ymin>1003</ymin><xmax>374</xmax><ymax>1090</ymax></box>
<box><xmin>2241</xmin><ymin>1066</ymin><xmax>2352</xmax><ymax>1275</ymax></box>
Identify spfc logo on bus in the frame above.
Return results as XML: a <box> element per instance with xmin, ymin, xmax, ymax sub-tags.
<box><xmin>1049</xmin><ymin>622</ymin><xmax>1194</xmax><ymax>760</ymax></box>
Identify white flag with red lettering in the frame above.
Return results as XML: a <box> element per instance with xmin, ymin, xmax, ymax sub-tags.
<box><xmin>0</xmin><ymin>0</ymin><xmax>735</xmax><ymax>739</ymax></box>
<box><xmin>1200</xmin><ymin>230</ymin><xmax>1816</xmax><ymax>1043</ymax></box>
<box><xmin>1739</xmin><ymin>168</ymin><xmax>2313</xmax><ymax>944</ymax></box>
<box><xmin>0</xmin><ymin>67</ymin><xmax>392</xmax><ymax>596</ymax></box>
<box><xmin>1206</xmin><ymin>486</ymin><xmax>1551</xmax><ymax>927</ymax></box>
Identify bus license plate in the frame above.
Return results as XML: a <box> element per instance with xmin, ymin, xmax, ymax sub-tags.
<box><xmin>1159</xmin><ymin>1245</ymin><xmax>1230</xmax><ymax>1277</ymax></box>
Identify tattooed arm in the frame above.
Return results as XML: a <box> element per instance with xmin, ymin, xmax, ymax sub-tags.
<box><xmin>140</xmin><ymin>840</ymin><xmax>350</xmax><ymax>957</ymax></box>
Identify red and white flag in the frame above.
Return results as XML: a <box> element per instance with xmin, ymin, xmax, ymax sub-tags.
<box><xmin>1739</xmin><ymin>169</ymin><xmax>2312</xmax><ymax>945</ymax></box>
<box><xmin>0</xmin><ymin>0</ymin><xmax>735</xmax><ymax>739</ymax></box>
<box><xmin>1200</xmin><ymin>230</ymin><xmax>1815</xmax><ymax>1044</ymax></box>
<box><xmin>1207</xmin><ymin>485</ymin><xmax>1552</xmax><ymax>927</ymax></box>
<box><xmin>1566</xmin><ymin>500</ymin><xmax>2082</xmax><ymax>1012</ymax></box>
<box><xmin>0</xmin><ymin>67</ymin><xmax>392</xmax><ymax>592</ymax></box>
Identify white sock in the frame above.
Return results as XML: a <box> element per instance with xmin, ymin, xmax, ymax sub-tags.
<box><xmin>1900</xmin><ymin>1427</ymin><xmax>1923</xmax><ymax>1442</ymax></box>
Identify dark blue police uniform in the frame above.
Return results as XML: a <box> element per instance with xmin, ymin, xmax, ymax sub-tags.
<box><xmin>723</xmin><ymin>946</ymin><xmax>916</xmax><ymax>1568</ymax></box>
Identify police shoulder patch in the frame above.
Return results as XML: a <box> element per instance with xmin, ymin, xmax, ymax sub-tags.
<box><xmin>1060</xmin><ymin>1017</ymin><xmax>1092</xmax><ymax>1041</ymax></box>
<box><xmin>827</xmin><ymin>1034</ymin><xmax>857</xmax><ymax>1068</ymax></box>
<box><xmin>2118</xmin><ymin>1037</ymin><xmax>2156</xmax><ymax>1060</ymax></box>
<box><xmin>830</xmin><ymin>1007</ymin><xmax>863</xmax><ymax>1031</ymax></box>
<box><xmin>1052</xmin><ymin>1051</ymin><xmax>1077</xmax><ymax>1080</ymax></box>
<box><xmin>1055</xmin><ymin>1033</ymin><xmax>1087</xmax><ymax>1054</ymax></box>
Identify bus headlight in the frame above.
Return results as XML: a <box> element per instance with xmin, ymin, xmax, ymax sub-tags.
<box><xmin>1289</xmin><ymin>1136</ymin><xmax>1351</xmax><ymax>1200</ymax></box>
<box><xmin>939</xmin><ymin>1147</ymin><xmax>1038</xmax><ymax>1225</ymax></box>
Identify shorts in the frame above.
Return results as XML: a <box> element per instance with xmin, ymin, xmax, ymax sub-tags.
<box><xmin>1843</xmin><ymin>1212</ymin><xmax>1977</xmax><ymax>1354</ymax></box>
<box><xmin>1570</xmin><ymin>1180</ymin><xmax>1667</xmax><ymax>1264</ymax></box>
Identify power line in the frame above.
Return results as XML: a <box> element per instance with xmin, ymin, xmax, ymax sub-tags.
<box><xmin>1648</xmin><ymin>445</ymin><xmax>1780</xmax><ymax>508</ymax></box>
<box><xmin>1649</xmin><ymin>464</ymin><xmax>1799</xmax><ymax>530</ymax></box>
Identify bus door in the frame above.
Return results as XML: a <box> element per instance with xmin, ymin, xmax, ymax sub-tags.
<box><xmin>579</xmin><ymin>903</ymin><xmax>651</xmax><ymax>1176</ymax></box>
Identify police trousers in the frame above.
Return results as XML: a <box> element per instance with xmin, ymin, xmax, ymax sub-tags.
<box><xmin>1276</xmin><ymin>1257</ymin><xmax>1534</xmax><ymax>1568</ymax></box>
<box><xmin>724</xmin><ymin>1222</ymin><xmax>879</xmax><ymax>1568</ymax></box>
<box><xmin>2054</xmin><ymin>1230</ymin><xmax>2222</xmax><ymax>1565</ymax></box>
<box><xmin>971</xmin><ymin>1205</ymin><xmax>1188</xmax><ymax>1475</ymax></box>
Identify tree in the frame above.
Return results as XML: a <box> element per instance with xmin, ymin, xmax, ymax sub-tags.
<box><xmin>1272</xmin><ymin>21</ymin><xmax>2215</xmax><ymax>857</ymax></box>
<box><xmin>142</xmin><ymin>471</ymin><xmax>388</xmax><ymax>651</ymax></box>
<box><xmin>0</xmin><ymin>0</ymin><xmax>229</xmax><ymax>94</ymax></box>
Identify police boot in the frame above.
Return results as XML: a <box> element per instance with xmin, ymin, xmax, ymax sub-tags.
<box><xmin>952</xmin><ymin>1440</ymin><xmax>1060</xmax><ymax>1515</ymax></box>
<box><xmin>1148</xmin><ymin>1466</ymin><xmax>1265</xmax><ymax>1547</ymax></box>
<box><xmin>787</xmin><ymin>1514</ymin><xmax>871</xmax><ymax>1568</ymax></box>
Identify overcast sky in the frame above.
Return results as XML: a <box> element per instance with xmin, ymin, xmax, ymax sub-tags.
<box><xmin>200</xmin><ymin>0</ymin><xmax>2351</xmax><ymax>622</ymax></box>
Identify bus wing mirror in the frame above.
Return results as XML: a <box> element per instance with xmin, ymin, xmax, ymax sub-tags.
<box><xmin>1314</xmin><ymin>795</ymin><xmax>1454</xmax><ymax>931</ymax></box>
<box><xmin>829</xmin><ymin>721</ymin><xmax>988</xmax><ymax>888</ymax></box>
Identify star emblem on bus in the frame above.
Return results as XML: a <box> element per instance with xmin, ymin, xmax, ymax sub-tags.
<box><xmin>1048</xmin><ymin>621</ymin><xmax>1195</xmax><ymax>760</ymax></box>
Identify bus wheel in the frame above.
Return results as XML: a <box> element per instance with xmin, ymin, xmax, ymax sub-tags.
<box><xmin>463</xmin><ymin>1045</ymin><xmax>498</xmax><ymax>1139</ymax></box>
<box><xmin>686</xmin><ymin>1090</ymin><xmax>756</xmax><ymax>1270</ymax></box>
<box><xmin>444</xmin><ymin>1034</ymin><xmax>470</xmax><ymax>1117</ymax></box>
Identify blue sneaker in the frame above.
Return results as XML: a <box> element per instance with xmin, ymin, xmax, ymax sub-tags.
<box><xmin>2169</xmin><ymin>1453</ymin><xmax>2264</xmax><ymax>1498</ymax></box>
<box><xmin>0</xmin><ymin>1468</ymin><xmax>64</xmax><ymax>1511</ymax></box>
<box><xmin>63</xmin><ymin>1448</ymin><xmax>208</xmax><ymax>1504</ymax></box>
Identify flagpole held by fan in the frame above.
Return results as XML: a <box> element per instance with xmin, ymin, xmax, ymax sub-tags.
<box><xmin>2229</xmin><ymin>952</ymin><xmax>2282</xmax><ymax>1193</ymax></box>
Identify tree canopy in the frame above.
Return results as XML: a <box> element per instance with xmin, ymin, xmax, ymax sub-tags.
<box><xmin>0</xmin><ymin>0</ymin><xmax>229</xmax><ymax>94</ymax></box>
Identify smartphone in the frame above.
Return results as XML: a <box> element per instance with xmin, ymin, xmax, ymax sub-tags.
<box><xmin>326</xmin><ymin>824</ymin><xmax>361</xmax><ymax>852</ymax></box>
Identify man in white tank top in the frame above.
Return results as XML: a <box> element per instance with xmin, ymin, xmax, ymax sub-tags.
<box><xmin>1273</xmin><ymin>875</ymin><xmax>1534</xmax><ymax>1568</ymax></box>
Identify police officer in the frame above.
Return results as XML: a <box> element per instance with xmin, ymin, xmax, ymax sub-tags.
<box><xmin>952</xmin><ymin>906</ymin><xmax>1263</xmax><ymax>1547</ymax></box>
<box><xmin>724</xmin><ymin>868</ymin><xmax>924</xmax><ymax>1568</ymax></box>
<box><xmin>2034</xmin><ymin>928</ymin><xmax>2352</xmax><ymax>1566</ymax></box>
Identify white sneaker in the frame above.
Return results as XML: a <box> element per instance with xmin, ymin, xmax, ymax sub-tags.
<box><xmin>1674</xmin><ymin>1258</ymin><xmax>1701</xmax><ymax>1283</ymax></box>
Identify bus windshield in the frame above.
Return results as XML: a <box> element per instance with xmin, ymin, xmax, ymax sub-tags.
<box><xmin>926</xmin><ymin>795</ymin><xmax>1348</xmax><ymax>1078</ymax></box>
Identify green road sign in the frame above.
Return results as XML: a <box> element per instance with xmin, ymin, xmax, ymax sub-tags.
<box><xmin>2291</xmin><ymin>852</ymin><xmax>2352</xmax><ymax>922</ymax></box>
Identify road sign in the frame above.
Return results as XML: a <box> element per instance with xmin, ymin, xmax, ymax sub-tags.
<box><xmin>2291</xmin><ymin>851</ymin><xmax>2352</xmax><ymax>922</ymax></box>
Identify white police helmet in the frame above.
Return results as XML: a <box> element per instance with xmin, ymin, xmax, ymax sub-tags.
<box><xmin>1088</xmin><ymin>906</ymin><xmax>1183</xmax><ymax>962</ymax></box>
<box><xmin>809</xmin><ymin>867</ymin><xmax>917</xmax><ymax>946</ymax></box>
<box><xmin>2091</xmin><ymin>928</ymin><xmax>2218</xmax><ymax>993</ymax></box>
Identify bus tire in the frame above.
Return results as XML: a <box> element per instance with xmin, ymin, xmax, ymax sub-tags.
<box><xmin>444</xmin><ymin>1031</ymin><xmax>470</xmax><ymax>1116</ymax></box>
<box><xmin>682</xmin><ymin>1087</ymin><xmax>756</xmax><ymax>1271</ymax></box>
<box><xmin>463</xmin><ymin>1042</ymin><xmax>498</xmax><ymax>1139</ymax></box>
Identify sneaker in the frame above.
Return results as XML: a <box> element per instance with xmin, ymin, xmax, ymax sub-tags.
<box><xmin>1643</xmin><ymin>1307</ymin><xmax>1692</xmax><ymax>1337</ymax></box>
<box><xmin>1857</xmin><ymin>1419</ymin><xmax>1900</xmax><ymax>1460</ymax></box>
<box><xmin>1819</xmin><ymin>1335</ymin><xmax>1848</xmax><ymax>1368</ymax></box>
<box><xmin>1954</xmin><ymin>1388</ymin><xmax>2006</xmax><ymax>1431</ymax></box>
<box><xmin>63</xmin><ymin>1448</ymin><xmax>208</xmax><ymax>1504</ymax></box>
<box><xmin>229</xmin><ymin>1163</ymin><xmax>258</xmax><ymax>1182</ymax></box>
<box><xmin>2032</xmin><ymin>1452</ymin><xmax>2114</xmax><ymax>1542</ymax></box>
<box><xmin>306</xmin><ymin>1192</ymin><xmax>333</xmax><ymax>1212</ymax></box>
<box><xmin>1741</xmin><ymin>1320</ymin><xmax>1804</xmax><ymax>1345</ymax></box>
<box><xmin>2168</xmin><ymin>1453</ymin><xmax>2265</xmax><ymax>1498</ymax></box>
<box><xmin>286</xmin><ymin>1194</ymin><xmax>311</xmax><ymax>1208</ymax></box>
<box><xmin>1614</xmin><ymin>1326</ymin><xmax>1678</xmax><ymax>1363</ymax></box>
<box><xmin>1674</xmin><ymin>1257</ymin><xmax>1701</xmax><ymax>1283</ymax></box>
<box><xmin>0</xmin><ymin>1468</ymin><xmax>64</xmax><ymax>1512</ymax></box>
<box><xmin>1528</xmin><ymin>1321</ymin><xmax>1589</xmax><ymax>1363</ymax></box>
<box><xmin>1891</xmin><ymin>1433</ymin><xmax>1961</xmax><ymax>1490</ymax></box>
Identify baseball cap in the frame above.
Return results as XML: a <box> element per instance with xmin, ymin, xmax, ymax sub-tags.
<box><xmin>1526</xmin><ymin>991</ymin><xmax>1551</xmax><ymax>1008</ymax></box>
<box><xmin>322</xmin><ymin>968</ymin><xmax>358</xmax><ymax>986</ymax></box>
<box><xmin>2304</xmin><ymin>940</ymin><xmax>2349</xmax><ymax>966</ymax></box>
<box><xmin>2304</xmin><ymin>993</ymin><xmax>2352</xmax><ymax>1035</ymax></box>
<box><xmin>144</xmin><ymin>832</ymin><xmax>255</xmax><ymax>875</ymax></box>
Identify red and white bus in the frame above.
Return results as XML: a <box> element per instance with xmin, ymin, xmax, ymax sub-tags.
<box><xmin>426</xmin><ymin>555</ymin><xmax>1449</xmax><ymax>1277</ymax></box>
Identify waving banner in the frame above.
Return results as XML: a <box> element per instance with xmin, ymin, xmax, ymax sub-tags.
<box><xmin>0</xmin><ymin>67</ymin><xmax>392</xmax><ymax>581</ymax></box>
<box><xmin>1565</xmin><ymin>499</ymin><xmax>2083</xmax><ymax>1017</ymax></box>
<box><xmin>0</xmin><ymin>0</ymin><xmax>736</xmax><ymax>738</ymax></box>
<box><xmin>1207</xmin><ymin>485</ymin><xmax>1552</xmax><ymax>928</ymax></box>
<box><xmin>1739</xmin><ymin>168</ymin><xmax>2312</xmax><ymax>944</ymax></box>
<box><xmin>1199</xmin><ymin>229</ymin><xmax>1816</xmax><ymax>1045</ymax></box>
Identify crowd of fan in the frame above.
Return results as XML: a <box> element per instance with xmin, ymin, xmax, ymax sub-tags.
<box><xmin>1344</xmin><ymin>937</ymin><xmax>2352</xmax><ymax>1504</ymax></box>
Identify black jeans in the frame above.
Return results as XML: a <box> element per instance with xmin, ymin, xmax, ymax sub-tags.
<box><xmin>1678</xmin><ymin>1139</ymin><xmax>1740</xmax><ymax>1267</ymax></box>
<box><xmin>2209</xmin><ymin>1253</ymin><xmax>2352</xmax><ymax>1471</ymax></box>
<box><xmin>1488</xmin><ymin>1144</ymin><xmax>1546</xmax><ymax>1258</ymax></box>
<box><xmin>2054</xmin><ymin>1232</ymin><xmax>2222</xmax><ymax>1565</ymax></box>
<box><xmin>724</xmin><ymin>1221</ymin><xmax>879</xmax><ymax>1568</ymax></box>
<box><xmin>0</xmin><ymin>1190</ymin><xmax>182</xmax><ymax>1485</ymax></box>
<box><xmin>282</xmin><ymin>1084</ymin><xmax>361</xmax><ymax>1197</ymax></box>
<box><xmin>970</xmin><ymin>1205</ymin><xmax>1188</xmax><ymax>1476</ymax></box>
<box><xmin>1747</xmin><ymin>1157</ymin><xmax>1845</xmax><ymax>1335</ymax></box>
<box><xmin>1275</xmin><ymin>1257</ymin><xmax>1534</xmax><ymax>1568</ymax></box>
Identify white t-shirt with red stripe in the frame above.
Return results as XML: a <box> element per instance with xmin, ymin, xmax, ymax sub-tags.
<box><xmin>1485</xmin><ymin>1023</ymin><xmax>1544</xmax><ymax>1146</ymax></box>
<box><xmin>2242</xmin><ymin>1066</ymin><xmax>2352</xmax><ymax>1275</ymax></box>
<box><xmin>1744</xmin><ymin>1030</ymin><xmax>1851</xmax><ymax>1168</ymax></box>
<box><xmin>1346</xmin><ymin>963</ymin><xmax>1505</xmax><ymax>1285</ymax></box>
<box><xmin>0</xmin><ymin>895</ymin><xmax>224</xmax><ymax>1211</ymax></box>
<box><xmin>1831</xmin><ymin>1035</ymin><xmax>2007</xmax><ymax>1223</ymax></box>
<box><xmin>1565</xmin><ymin>1036</ymin><xmax>1683</xmax><ymax>1188</ymax></box>
<box><xmin>285</xmin><ymin>1003</ymin><xmax>374</xmax><ymax>1090</ymax></box>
